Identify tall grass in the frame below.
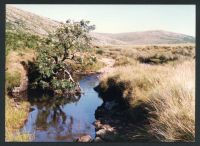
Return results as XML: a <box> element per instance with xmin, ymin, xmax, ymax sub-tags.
<box><xmin>147</xmin><ymin>60</ymin><xmax>195</xmax><ymax>142</ymax></box>
<box><xmin>5</xmin><ymin>95</ymin><xmax>34</xmax><ymax>141</ymax></box>
<box><xmin>98</xmin><ymin>62</ymin><xmax>170</xmax><ymax>104</ymax></box>
<box><xmin>97</xmin><ymin>60</ymin><xmax>195</xmax><ymax>142</ymax></box>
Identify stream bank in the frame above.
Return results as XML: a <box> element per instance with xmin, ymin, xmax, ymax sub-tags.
<box><xmin>92</xmin><ymin>57</ymin><xmax>156</xmax><ymax>142</ymax></box>
<box><xmin>9</xmin><ymin>56</ymin><xmax>153</xmax><ymax>142</ymax></box>
<box><xmin>92</xmin><ymin>99</ymin><xmax>153</xmax><ymax>142</ymax></box>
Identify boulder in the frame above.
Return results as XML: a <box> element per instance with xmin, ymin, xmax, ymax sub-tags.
<box><xmin>101</xmin><ymin>124</ymin><xmax>114</xmax><ymax>131</ymax></box>
<box><xmin>96</xmin><ymin>129</ymin><xmax>117</xmax><ymax>141</ymax></box>
<box><xmin>94</xmin><ymin>137</ymin><xmax>104</xmax><ymax>142</ymax></box>
<box><xmin>94</xmin><ymin>120</ymin><xmax>102</xmax><ymax>130</ymax></box>
<box><xmin>96</xmin><ymin>129</ymin><xmax>107</xmax><ymax>137</ymax></box>
<box><xmin>76</xmin><ymin>135</ymin><xmax>92</xmax><ymax>142</ymax></box>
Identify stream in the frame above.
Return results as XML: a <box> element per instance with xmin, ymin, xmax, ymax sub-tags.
<box><xmin>20</xmin><ymin>74</ymin><xmax>103</xmax><ymax>142</ymax></box>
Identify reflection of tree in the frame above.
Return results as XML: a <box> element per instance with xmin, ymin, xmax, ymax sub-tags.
<box><xmin>34</xmin><ymin>95</ymin><xmax>80</xmax><ymax>134</ymax></box>
<box><xmin>35</xmin><ymin>110</ymin><xmax>50</xmax><ymax>130</ymax></box>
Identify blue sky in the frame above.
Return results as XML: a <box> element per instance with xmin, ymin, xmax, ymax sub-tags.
<box><xmin>9</xmin><ymin>4</ymin><xmax>195</xmax><ymax>36</ymax></box>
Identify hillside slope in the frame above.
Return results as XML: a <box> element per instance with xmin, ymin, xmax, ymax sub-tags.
<box><xmin>6</xmin><ymin>5</ymin><xmax>60</xmax><ymax>36</ymax></box>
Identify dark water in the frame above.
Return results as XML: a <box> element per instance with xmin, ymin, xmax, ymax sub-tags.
<box><xmin>21</xmin><ymin>75</ymin><xmax>103</xmax><ymax>142</ymax></box>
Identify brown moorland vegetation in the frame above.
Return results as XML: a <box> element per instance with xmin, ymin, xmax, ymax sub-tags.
<box><xmin>96</xmin><ymin>44</ymin><xmax>195</xmax><ymax>142</ymax></box>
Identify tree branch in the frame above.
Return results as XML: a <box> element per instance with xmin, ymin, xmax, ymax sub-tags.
<box><xmin>64</xmin><ymin>69</ymin><xmax>75</xmax><ymax>83</ymax></box>
<box><xmin>62</xmin><ymin>45</ymin><xmax>68</xmax><ymax>61</ymax></box>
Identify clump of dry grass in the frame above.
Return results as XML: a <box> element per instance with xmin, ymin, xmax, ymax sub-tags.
<box><xmin>5</xmin><ymin>95</ymin><xmax>34</xmax><ymax>141</ymax></box>
<box><xmin>97</xmin><ymin>59</ymin><xmax>195</xmax><ymax>142</ymax></box>
<box><xmin>97</xmin><ymin>63</ymin><xmax>167</xmax><ymax>106</ymax></box>
<box><xmin>5</xmin><ymin>50</ymin><xmax>36</xmax><ymax>92</ymax></box>
<box><xmin>114</xmin><ymin>56</ymin><xmax>138</xmax><ymax>67</ymax></box>
<box><xmin>147</xmin><ymin>60</ymin><xmax>195</xmax><ymax>142</ymax></box>
<box><xmin>6</xmin><ymin>71</ymin><xmax>21</xmax><ymax>91</ymax></box>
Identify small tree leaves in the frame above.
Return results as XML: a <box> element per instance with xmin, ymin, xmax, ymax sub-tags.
<box><xmin>32</xmin><ymin>19</ymin><xmax>95</xmax><ymax>95</ymax></box>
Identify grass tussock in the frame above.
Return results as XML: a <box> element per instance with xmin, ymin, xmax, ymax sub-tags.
<box><xmin>6</xmin><ymin>71</ymin><xmax>21</xmax><ymax>91</ymax></box>
<box><xmin>77</xmin><ymin>58</ymin><xmax>105</xmax><ymax>73</ymax></box>
<box><xmin>5</xmin><ymin>95</ymin><xmax>34</xmax><ymax>141</ymax></box>
<box><xmin>6</xmin><ymin>50</ymin><xmax>36</xmax><ymax>92</ymax></box>
<box><xmin>114</xmin><ymin>56</ymin><xmax>138</xmax><ymax>67</ymax></box>
<box><xmin>97</xmin><ymin>60</ymin><xmax>195</xmax><ymax>142</ymax></box>
<box><xmin>96</xmin><ymin>48</ymin><xmax>104</xmax><ymax>55</ymax></box>
<box><xmin>98</xmin><ymin>63</ymin><xmax>169</xmax><ymax>104</ymax></box>
<box><xmin>65</xmin><ymin>56</ymin><xmax>105</xmax><ymax>74</ymax></box>
<box><xmin>147</xmin><ymin>60</ymin><xmax>195</xmax><ymax>142</ymax></box>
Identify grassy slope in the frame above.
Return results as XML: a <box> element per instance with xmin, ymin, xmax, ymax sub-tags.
<box><xmin>97</xmin><ymin>44</ymin><xmax>195</xmax><ymax>142</ymax></box>
<box><xmin>5</xmin><ymin>30</ymin><xmax>39</xmax><ymax>141</ymax></box>
<box><xmin>5</xmin><ymin>50</ymin><xmax>36</xmax><ymax>141</ymax></box>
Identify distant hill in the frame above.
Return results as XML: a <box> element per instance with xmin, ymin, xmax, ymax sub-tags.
<box><xmin>6</xmin><ymin>5</ymin><xmax>195</xmax><ymax>45</ymax></box>
<box><xmin>92</xmin><ymin>31</ymin><xmax>195</xmax><ymax>45</ymax></box>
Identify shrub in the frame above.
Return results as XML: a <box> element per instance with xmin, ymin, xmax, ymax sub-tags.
<box><xmin>6</xmin><ymin>31</ymin><xmax>42</xmax><ymax>55</ymax></box>
<box><xmin>114</xmin><ymin>56</ymin><xmax>137</xmax><ymax>66</ymax></box>
<box><xmin>96</xmin><ymin>48</ymin><xmax>104</xmax><ymax>55</ymax></box>
<box><xmin>137</xmin><ymin>53</ymin><xmax>178</xmax><ymax>64</ymax></box>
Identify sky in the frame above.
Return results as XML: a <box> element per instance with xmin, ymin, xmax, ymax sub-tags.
<box><xmin>9</xmin><ymin>4</ymin><xmax>195</xmax><ymax>36</ymax></box>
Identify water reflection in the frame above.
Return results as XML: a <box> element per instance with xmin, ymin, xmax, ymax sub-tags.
<box><xmin>21</xmin><ymin>75</ymin><xmax>103</xmax><ymax>142</ymax></box>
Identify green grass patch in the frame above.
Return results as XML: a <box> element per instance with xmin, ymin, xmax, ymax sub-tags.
<box><xmin>6</xmin><ymin>71</ymin><xmax>21</xmax><ymax>91</ymax></box>
<box><xmin>6</xmin><ymin>31</ymin><xmax>43</xmax><ymax>55</ymax></box>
